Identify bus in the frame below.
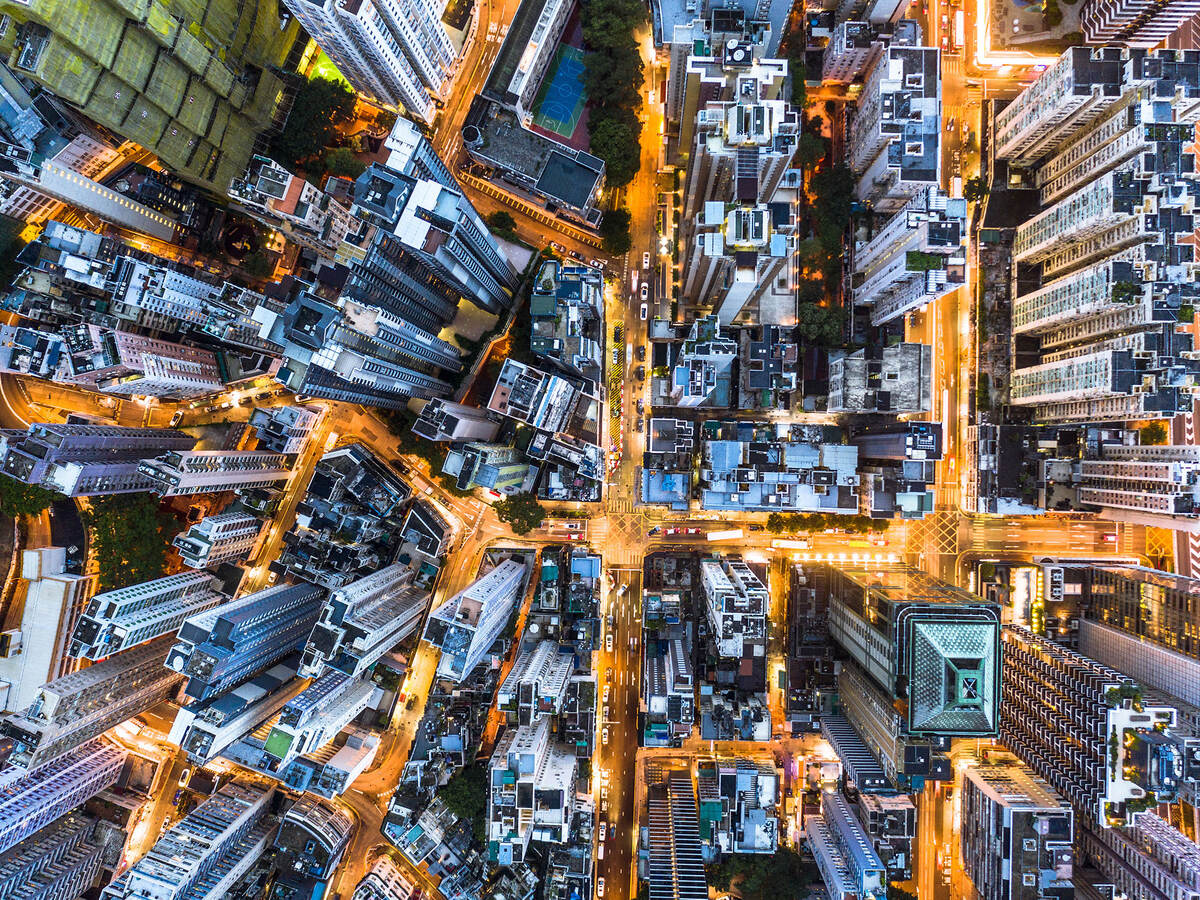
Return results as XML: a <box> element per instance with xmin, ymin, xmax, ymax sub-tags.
<box><xmin>708</xmin><ymin>528</ymin><xmax>744</xmax><ymax>541</ymax></box>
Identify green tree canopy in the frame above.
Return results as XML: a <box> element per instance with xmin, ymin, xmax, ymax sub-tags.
<box><xmin>1141</xmin><ymin>421</ymin><xmax>1168</xmax><ymax>445</ymax></box>
<box><xmin>271</xmin><ymin>77</ymin><xmax>357</xmax><ymax>168</ymax></box>
<box><xmin>707</xmin><ymin>846</ymin><xmax>816</xmax><ymax>900</ymax></box>
<box><xmin>589</xmin><ymin>114</ymin><xmax>643</xmax><ymax>188</ymax></box>
<box><xmin>795</xmin><ymin>300</ymin><xmax>845</xmax><ymax>346</ymax></box>
<box><xmin>795</xmin><ymin>133</ymin><xmax>826</xmax><ymax>171</ymax></box>
<box><xmin>0</xmin><ymin>477</ymin><xmax>58</xmax><ymax>517</ymax></box>
<box><xmin>582</xmin><ymin>0</ymin><xmax>646</xmax><ymax>187</ymax></box>
<box><xmin>790</xmin><ymin>57</ymin><xmax>807</xmax><ymax>108</ymax></box>
<box><xmin>438</xmin><ymin>764</ymin><xmax>488</xmax><ymax>845</ymax></box>
<box><xmin>494</xmin><ymin>491</ymin><xmax>546</xmax><ymax>535</ymax></box>
<box><xmin>964</xmin><ymin>176</ymin><xmax>989</xmax><ymax>202</ymax></box>
<box><xmin>487</xmin><ymin>211</ymin><xmax>517</xmax><ymax>232</ymax></box>
<box><xmin>83</xmin><ymin>494</ymin><xmax>179</xmax><ymax>591</ymax></box>
<box><xmin>598</xmin><ymin>207</ymin><xmax>633</xmax><ymax>255</ymax></box>
<box><xmin>322</xmin><ymin>147</ymin><xmax>366</xmax><ymax>178</ymax></box>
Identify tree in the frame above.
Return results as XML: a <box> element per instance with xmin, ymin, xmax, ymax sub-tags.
<box><xmin>598</xmin><ymin>207</ymin><xmax>633</xmax><ymax>256</ymax></box>
<box><xmin>964</xmin><ymin>176</ymin><xmax>989</xmax><ymax>203</ymax></box>
<box><xmin>494</xmin><ymin>491</ymin><xmax>546</xmax><ymax>535</ymax></box>
<box><xmin>589</xmin><ymin>114</ymin><xmax>642</xmax><ymax>187</ymax></box>
<box><xmin>1141</xmin><ymin>421</ymin><xmax>1168</xmax><ymax>445</ymax></box>
<box><xmin>438</xmin><ymin>764</ymin><xmax>488</xmax><ymax>845</ymax></box>
<box><xmin>795</xmin><ymin>133</ymin><xmax>825</xmax><ymax>171</ymax></box>
<box><xmin>240</xmin><ymin>251</ymin><xmax>275</xmax><ymax>279</ymax></box>
<box><xmin>487</xmin><ymin>211</ymin><xmax>517</xmax><ymax>232</ymax></box>
<box><xmin>271</xmin><ymin>77</ymin><xmax>357</xmax><ymax>168</ymax></box>
<box><xmin>706</xmin><ymin>846</ymin><xmax>815</xmax><ymax>900</ymax></box>
<box><xmin>795</xmin><ymin>302</ymin><xmax>845</xmax><ymax>346</ymax></box>
<box><xmin>889</xmin><ymin>888</ymin><xmax>919</xmax><ymax>900</ymax></box>
<box><xmin>82</xmin><ymin>494</ymin><xmax>179</xmax><ymax>591</ymax></box>
<box><xmin>790</xmin><ymin>57</ymin><xmax>807</xmax><ymax>108</ymax></box>
<box><xmin>0</xmin><ymin>477</ymin><xmax>58</xmax><ymax>517</ymax></box>
<box><xmin>322</xmin><ymin>147</ymin><xmax>366</xmax><ymax>178</ymax></box>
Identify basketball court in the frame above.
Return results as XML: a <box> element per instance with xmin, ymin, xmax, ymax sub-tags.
<box><xmin>531</xmin><ymin>45</ymin><xmax>587</xmax><ymax>139</ymax></box>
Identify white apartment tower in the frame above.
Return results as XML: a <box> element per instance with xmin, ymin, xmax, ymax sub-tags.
<box><xmin>138</xmin><ymin>450</ymin><xmax>292</xmax><ymax>496</ymax></box>
<box><xmin>280</xmin><ymin>0</ymin><xmax>457</xmax><ymax>121</ymax></box>
<box><xmin>496</xmin><ymin>639</ymin><xmax>574</xmax><ymax>726</ymax></box>
<box><xmin>1082</xmin><ymin>0</ymin><xmax>1200</xmax><ymax>47</ymax></box>
<box><xmin>423</xmin><ymin>559</ymin><xmax>527</xmax><ymax>682</ymax></box>
<box><xmin>173</xmin><ymin>512</ymin><xmax>263</xmax><ymax>568</ymax></box>
<box><xmin>700</xmin><ymin>558</ymin><xmax>769</xmax><ymax>658</ymax></box>
<box><xmin>69</xmin><ymin>571</ymin><xmax>227</xmax><ymax>660</ymax></box>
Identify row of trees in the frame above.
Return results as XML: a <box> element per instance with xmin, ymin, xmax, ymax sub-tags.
<box><xmin>765</xmin><ymin>511</ymin><xmax>888</xmax><ymax>534</ymax></box>
<box><xmin>581</xmin><ymin>0</ymin><xmax>646</xmax><ymax>187</ymax></box>
<box><xmin>0</xmin><ymin>479</ymin><xmax>58</xmax><ymax>517</ymax></box>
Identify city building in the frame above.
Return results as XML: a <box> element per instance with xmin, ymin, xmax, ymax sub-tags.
<box><xmin>442</xmin><ymin>442</ymin><xmax>532</xmax><ymax>495</ymax></box>
<box><xmin>423</xmin><ymin>559</ymin><xmax>528</xmax><ymax>682</ymax></box>
<box><xmin>666</xmin><ymin>316</ymin><xmax>737</xmax><ymax>408</ymax></box>
<box><xmin>823</xmin><ymin>21</ymin><xmax>884</xmax><ymax>83</ymax></box>
<box><xmin>1079</xmin><ymin>811</ymin><xmax>1200</xmax><ymax>900</ymax></box>
<box><xmin>0</xmin><ymin>547</ymin><xmax>96</xmax><ymax>712</ymax></box>
<box><xmin>258</xmin><ymin>290</ymin><xmax>458</xmax><ymax>409</ymax></box>
<box><xmin>643</xmin><ymin>594</ymin><xmax>695</xmax><ymax>747</ymax></box>
<box><xmin>300</xmin><ymin>563</ymin><xmax>430</xmax><ymax>678</ymax></box>
<box><xmin>68</xmin><ymin>571</ymin><xmax>226</xmax><ymax>660</ymax></box>
<box><xmin>228</xmin><ymin>155</ymin><xmax>355</xmax><ymax>259</ymax></box>
<box><xmin>0</xmin><ymin>422</ymin><xmax>194</xmax><ymax>497</ymax></box>
<box><xmin>736</xmin><ymin>324</ymin><xmax>798</xmax><ymax>412</ymax></box>
<box><xmin>529</xmin><ymin>260</ymin><xmax>604</xmax><ymax>383</ymax></box>
<box><xmin>352</xmin><ymin>855</ymin><xmax>419</xmax><ymax>900</ymax></box>
<box><xmin>1000</xmin><ymin>624</ymin><xmax>1194</xmax><ymax>826</ymax></box>
<box><xmin>173</xmin><ymin>513</ymin><xmax>263</xmax><ymax>569</ymax></box>
<box><xmin>166</xmin><ymin>582</ymin><xmax>326</xmax><ymax>701</ymax></box>
<box><xmin>481</xmin><ymin>0</ymin><xmax>571</xmax><ymax>118</ymax></box>
<box><xmin>412</xmin><ymin>398</ymin><xmax>500</xmax><ymax>442</ymax></box>
<box><xmin>486</xmin><ymin>716</ymin><xmax>577</xmax><ymax>864</ymax></box>
<box><xmin>852</xmin><ymin>421</ymin><xmax>942</xmax><ymax>520</ymax></box>
<box><xmin>0</xmin><ymin>0</ymin><xmax>296</xmax><ymax>193</ymax></box>
<box><xmin>820</xmin><ymin>714</ymin><xmax>893</xmax><ymax>792</ymax></box>
<box><xmin>1061</xmin><ymin>443</ymin><xmax>1200</xmax><ymax>526</ymax></box>
<box><xmin>849</xmin><ymin>43</ymin><xmax>941</xmax><ymax>213</ymax></box>
<box><xmin>825</xmin><ymin>563</ymin><xmax>1002</xmax><ymax>736</ymax></box>
<box><xmin>854</xmin><ymin>793</ymin><xmax>916</xmax><ymax>879</ymax></box>
<box><xmin>400</xmin><ymin>500</ymin><xmax>452</xmax><ymax>562</ymax></box>
<box><xmin>960</xmin><ymin>759</ymin><xmax>1075</xmax><ymax>900</ymax></box>
<box><xmin>102</xmin><ymin>781</ymin><xmax>277</xmax><ymax>900</ymax></box>
<box><xmin>829</xmin><ymin>343</ymin><xmax>933</xmax><ymax>413</ymax></box>
<box><xmin>807</xmin><ymin>789</ymin><xmax>887</xmax><ymax>900</ymax></box>
<box><xmin>274</xmin><ymin>794</ymin><xmax>355</xmax><ymax>882</ymax></box>
<box><xmin>700</xmin><ymin>424</ymin><xmax>860</xmax><ymax>514</ymax></box>
<box><xmin>488</xmin><ymin>359</ymin><xmax>585</xmax><ymax>433</ymax></box>
<box><xmin>1081</xmin><ymin>0</ymin><xmax>1200</xmax><ymax>47</ymax></box>
<box><xmin>0</xmin><ymin>634</ymin><xmax>182</xmax><ymax>770</ymax></box>
<box><xmin>700</xmin><ymin>557</ymin><xmax>768</xmax><ymax>659</ymax></box>
<box><xmin>58</xmin><ymin>324</ymin><xmax>225</xmax><ymax>400</ymax></box>
<box><xmin>645</xmin><ymin>768</ymin><xmax>709</xmax><ymax>900</ymax></box>
<box><xmin>0</xmin><ymin>322</ymin><xmax>67</xmax><ymax>379</ymax></box>
<box><xmin>0</xmin><ymin>738</ymin><xmax>126</xmax><ymax>855</ymax></box>
<box><xmin>851</xmin><ymin>186</ymin><xmax>967</xmax><ymax>326</ymax></box>
<box><xmin>138</xmin><ymin>450</ymin><xmax>292</xmax><ymax>497</ymax></box>
<box><xmin>696</xmin><ymin>756</ymin><xmax>778</xmax><ymax>855</ymax></box>
<box><xmin>250</xmin><ymin>404</ymin><xmax>323</xmax><ymax>455</ymax></box>
<box><xmin>496</xmin><ymin>640</ymin><xmax>574</xmax><ymax>726</ymax></box>
<box><xmin>0</xmin><ymin>811</ymin><xmax>109</xmax><ymax>900</ymax></box>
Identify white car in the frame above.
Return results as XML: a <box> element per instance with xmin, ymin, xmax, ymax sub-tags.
<box><xmin>602</xmin><ymin>727</ymin><xmax>610</xmax><ymax>745</ymax></box>
<box><xmin>642</xmin><ymin>251</ymin><xmax>651</xmax><ymax>269</ymax></box>
<box><xmin>597</xmin><ymin>878</ymin><xmax>606</xmax><ymax>898</ymax></box>
<box><xmin>603</xmin><ymin>705</ymin><xmax>610</xmax><ymax>721</ymax></box>
<box><xmin>640</xmin><ymin>282</ymin><xmax>649</xmax><ymax>300</ymax></box>
<box><xmin>640</xmin><ymin>303</ymin><xmax>648</xmax><ymax>320</ymax></box>
<box><xmin>599</xmin><ymin>822</ymin><xmax>607</xmax><ymax>842</ymax></box>
<box><xmin>603</xmin><ymin>685</ymin><xmax>611</xmax><ymax>703</ymax></box>
<box><xmin>605</xmin><ymin>632</ymin><xmax>614</xmax><ymax>652</ymax></box>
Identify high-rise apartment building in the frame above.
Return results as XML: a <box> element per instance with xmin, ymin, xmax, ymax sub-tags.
<box><xmin>486</xmin><ymin>716</ymin><xmax>576</xmax><ymax>864</ymax></box>
<box><xmin>824</xmin><ymin>563</ymin><xmax>1002</xmax><ymax>737</ymax></box>
<box><xmin>442</xmin><ymin>442</ymin><xmax>531</xmax><ymax>494</ymax></box>
<box><xmin>829</xmin><ymin>343</ymin><xmax>933</xmax><ymax>414</ymax></box>
<box><xmin>423</xmin><ymin>559</ymin><xmax>527</xmax><ymax>682</ymax></box>
<box><xmin>274</xmin><ymin>794</ymin><xmax>354</xmax><ymax>881</ymax></box>
<box><xmin>352</xmin><ymin>855</ymin><xmax>419</xmax><ymax>900</ymax></box>
<box><xmin>138</xmin><ymin>450</ymin><xmax>292</xmax><ymax>497</ymax></box>
<box><xmin>1000</xmin><ymin>625</ymin><xmax>1194</xmax><ymax>827</ymax></box>
<box><xmin>700</xmin><ymin>557</ymin><xmax>768</xmax><ymax>658</ymax></box>
<box><xmin>806</xmin><ymin>789</ymin><xmax>887</xmax><ymax>900</ymax></box>
<box><xmin>299</xmin><ymin>564</ymin><xmax>430</xmax><ymax>678</ymax></box>
<box><xmin>411</xmin><ymin>398</ymin><xmax>500</xmax><ymax>442</ymax></box>
<box><xmin>849</xmin><ymin>43</ymin><xmax>941</xmax><ymax>213</ymax></box>
<box><xmin>69</xmin><ymin>571</ymin><xmax>226</xmax><ymax>660</ymax></box>
<box><xmin>1081</xmin><ymin>0</ymin><xmax>1200</xmax><ymax>47</ymax></box>
<box><xmin>0</xmin><ymin>0</ymin><xmax>297</xmax><ymax>193</ymax></box>
<box><xmin>850</xmin><ymin>187</ymin><xmax>967</xmax><ymax>326</ymax></box>
<box><xmin>1079</xmin><ymin>811</ymin><xmax>1200</xmax><ymax>900</ymax></box>
<box><xmin>960</xmin><ymin>761</ymin><xmax>1075</xmax><ymax>900</ymax></box>
<box><xmin>496</xmin><ymin>640</ymin><xmax>574</xmax><ymax>726</ymax></box>
<box><xmin>0</xmin><ymin>635</ymin><xmax>183</xmax><ymax>770</ymax></box>
<box><xmin>58</xmin><ymin>324</ymin><xmax>225</xmax><ymax>400</ymax></box>
<box><xmin>279</xmin><ymin>0</ymin><xmax>455</xmax><ymax>121</ymax></box>
<box><xmin>0</xmin><ymin>422</ymin><xmax>195</xmax><ymax>497</ymax></box>
<box><xmin>1064</xmin><ymin>444</ymin><xmax>1200</xmax><ymax>526</ymax></box>
<box><xmin>666</xmin><ymin>315</ymin><xmax>737</xmax><ymax>407</ymax></box>
<box><xmin>102</xmin><ymin>781</ymin><xmax>277</xmax><ymax>900</ymax></box>
<box><xmin>0</xmin><ymin>738</ymin><xmax>126</xmax><ymax>855</ymax></box>
<box><xmin>0</xmin><ymin>811</ymin><xmax>108</xmax><ymax>900</ymax></box>
<box><xmin>250</xmin><ymin>404</ymin><xmax>323</xmax><ymax>454</ymax></box>
<box><xmin>172</xmin><ymin>512</ymin><xmax>263</xmax><ymax>569</ymax></box>
<box><xmin>167</xmin><ymin>582</ymin><xmax>326</xmax><ymax>701</ymax></box>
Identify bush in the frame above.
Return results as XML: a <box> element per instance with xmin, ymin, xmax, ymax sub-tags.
<box><xmin>0</xmin><ymin>477</ymin><xmax>58</xmax><ymax>517</ymax></box>
<box><xmin>487</xmin><ymin>211</ymin><xmax>517</xmax><ymax>232</ymax></box>
<box><xmin>271</xmin><ymin>78</ymin><xmax>357</xmax><ymax>168</ymax></box>
<box><xmin>83</xmin><ymin>494</ymin><xmax>179</xmax><ymax>592</ymax></box>
<box><xmin>1141</xmin><ymin>421</ymin><xmax>1168</xmax><ymax>445</ymax></box>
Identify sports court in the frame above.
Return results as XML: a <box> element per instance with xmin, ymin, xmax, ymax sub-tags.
<box><xmin>531</xmin><ymin>45</ymin><xmax>587</xmax><ymax>139</ymax></box>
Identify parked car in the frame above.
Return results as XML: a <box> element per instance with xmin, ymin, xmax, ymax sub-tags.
<box><xmin>640</xmin><ymin>302</ymin><xmax>648</xmax><ymax>320</ymax></box>
<box><xmin>598</xmin><ymin>878</ymin><xmax>606</xmax><ymax>898</ymax></box>
<box><xmin>602</xmin><ymin>728</ymin><xmax>610</xmax><ymax>746</ymax></box>
<box><xmin>642</xmin><ymin>251</ymin><xmax>651</xmax><ymax>269</ymax></box>
<box><xmin>599</xmin><ymin>822</ymin><xmax>607</xmax><ymax>842</ymax></box>
<box><xmin>568</xmin><ymin>250</ymin><xmax>585</xmax><ymax>261</ymax></box>
<box><xmin>749</xmin><ymin>524</ymin><xmax>763</xmax><ymax>531</ymax></box>
<box><xmin>590</xmin><ymin>258</ymin><xmax>606</xmax><ymax>269</ymax></box>
<box><xmin>637</xmin><ymin>345</ymin><xmax>646</xmax><ymax>361</ymax></box>
<box><xmin>640</xmin><ymin>282</ymin><xmax>649</xmax><ymax>300</ymax></box>
<box><xmin>636</xmin><ymin>365</ymin><xmax>645</xmax><ymax>380</ymax></box>
<box><xmin>169</xmin><ymin>411</ymin><xmax>185</xmax><ymax>427</ymax></box>
<box><xmin>550</xmin><ymin>241</ymin><xmax>566</xmax><ymax>253</ymax></box>
<box><xmin>605</xmin><ymin>632</ymin><xmax>613</xmax><ymax>652</ymax></box>
<box><xmin>636</xmin><ymin>399</ymin><xmax>644</xmax><ymax>415</ymax></box>
<box><xmin>603</xmin><ymin>685</ymin><xmax>611</xmax><ymax>703</ymax></box>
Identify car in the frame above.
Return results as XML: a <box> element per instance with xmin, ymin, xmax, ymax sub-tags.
<box><xmin>607</xmin><ymin>613</ymin><xmax>615</xmax><ymax>628</ymax></box>
<box><xmin>643</xmin><ymin>251</ymin><xmax>651</xmax><ymax>269</ymax></box>
<box><xmin>640</xmin><ymin>282</ymin><xmax>649</xmax><ymax>301</ymax></box>
<box><xmin>613</xmin><ymin>323</ymin><xmax>623</xmax><ymax>341</ymax></box>
<box><xmin>254</xmin><ymin>391</ymin><xmax>272</xmax><ymax>401</ymax></box>
<box><xmin>178</xmin><ymin>768</ymin><xmax>190</xmax><ymax>786</ymax></box>
<box><xmin>390</xmin><ymin>459</ymin><xmax>411</xmax><ymax>475</ymax></box>
<box><xmin>869</xmin><ymin>535</ymin><xmax>888</xmax><ymax>546</ymax></box>
<box><xmin>599</xmin><ymin>822</ymin><xmax>607</xmax><ymax>842</ymax></box>
<box><xmin>173</xmin><ymin>789</ymin><xmax>183</xmax><ymax>804</ymax></box>
<box><xmin>602</xmin><ymin>706</ymin><xmax>610</xmax><ymax>721</ymax></box>
<box><xmin>640</xmin><ymin>302</ymin><xmax>648</xmax><ymax>320</ymax></box>
<box><xmin>597</xmin><ymin>843</ymin><xmax>604</xmax><ymax>860</ymax></box>
<box><xmin>568</xmin><ymin>250</ymin><xmax>585</xmax><ymax>261</ymax></box>
<box><xmin>612</xmin><ymin>348</ymin><xmax>620</xmax><ymax>364</ymax></box>
<box><xmin>637</xmin><ymin>345</ymin><xmax>646</xmax><ymax>361</ymax></box>
<box><xmin>568</xmin><ymin>532</ymin><xmax>584</xmax><ymax>541</ymax></box>
<box><xmin>564</xmin><ymin>522</ymin><xmax>583</xmax><ymax>531</ymax></box>
<box><xmin>169</xmin><ymin>411</ymin><xmax>185</xmax><ymax>427</ymax></box>
<box><xmin>636</xmin><ymin>365</ymin><xmax>645</xmax><ymax>380</ymax></box>
<box><xmin>597</xmin><ymin>878</ymin><xmax>606</xmax><ymax>898</ymax></box>
<box><xmin>602</xmin><ymin>728</ymin><xmax>610</xmax><ymax>746</ymax></box>
<box><xmin>605</xmin><ymin>632</ymin><xmax>614</xmax><ymax>652</ymax></box>
<box><xmin>1103</xmin><ymin>532</ymin><xmax>1117</xmax><ymax>543</ymax></box>
<box><xmin>606</xmin><ymin>667</ymin><xmax>614</xmax><ymax>683</ymax></box>
<box><xmin>648</xmin><ymin>526</ymin><xmax>660</xmax><ymax>536</ymax></box>
<box><xmin>946</xmin><ymin>116</ymin><xmax>955</xmax><ymax>132</ymax></box>
<box><xmin>590</xmin><ymin>258</ymin><xmax>606</xmax><ymax>269</ymax></box>
<box><xmin>550</xmin><ymin>241</ymin><xmax>566</xmax><ymax>253</ymax></box>
<box><xmin>749</xmin><ymin>524</ymin><xmax>763</xmax><ymax>531</ymax></box>
<box><xmin>636</xmin><ymin>417</ymin><xmax>643</xmax><ymax>433</ymax></box>
<box><xmin>636</xmin><ymin>399</ymin><xmax>644</xmax><ymax>416</ymax></box>
<box><xmin>665</xmin><ymin>527</ymin><xmax>681</xmax><ymax>536</ymax></box>
<box><xmin>603</xmin><ymin>685</ymin><xmax>611</xmax><ymax>703</ymax></box>
<box><xmin>267</xmin><ymin>569</ymin><xmax>279</xmax><ymax>585</ymax></box>
<box><xmin>686</xmin><ymin>527</ymin><xmax>701</xmax><ymax>535</ymax></box>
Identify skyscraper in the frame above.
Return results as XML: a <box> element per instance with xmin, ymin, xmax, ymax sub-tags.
<box><xmin>0</xmin><ymin>634</ymin><xmax>183</xmax><ymax>770</ymax></box>
<box><xmin>250</xmin><ymin>405</ymin><xmax>323</xmax><ymax>454</ymax></box>
<box><xmin>69</xmin><ymin>571</ymin><xmax>227</xmax><ymax>660</ymax></box>
<box><xmin>0</xmin><ymin>423</ymin><xmax>195</xmax><ymax>497</ymax></box>
<box><xmin>0</xmin><ymin>739</ymin><xmax>126</xmax><ymax>855</ymax></box>
<box><xmin>167</xmin><ymin>582</ymin><xmax>326</xmax><ymax>701</ymax></box>
<box><xmin>58</xmin><ymin>324</ymin><xmax>226</xmax><ymax>400</ymax></box>
<box><xmin>411</xmin><ymin>398</ymin><xmax>500</xmax><ymax>442</ymax></box>
<box><xmin>279</xmin><ymin>0</ymin><xmax>456</xmax><ymax>121</ymax></box>
<box><xmin>423</xmin><ymin>559</ymin><xmax>527</xmax><ymax>682</ymax></box>
<box><xmin>0</xmin><ymin>812</ymin><xmax>108</xmax><ymax>900</ymax></box>
<box><xmin>441</xmin><ymin>443</ymin><xmax>531</xmax><ymax>494</ymax></box>
<box><xmin>138</xmin><ymin>450</ymin><xmax>292</xmax><ymax>497</ymax></box>
<box><xmin>300</xmin><ymin>563</ymin><xmax>430</xmax><ymax>678</ymax></box>
<box><xmin>172</xmin><ymin>512</ymin><xmax>263</xmax><ymax>569</ymax></box>
<box><xmin>0</xmin><ymin>0</ymin><xmax>298</xmax><ymax>193</ymax></box>
<box><xmin>1081</xmin><ymin>0</ymin><xmax>1200</xmax><ymax>46</ymax></box>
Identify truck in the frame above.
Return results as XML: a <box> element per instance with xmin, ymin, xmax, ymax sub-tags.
<box><xmin>707</xmin><ymin>528</ymin><xmax>744</xmax><ymax>542</ymax></box>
